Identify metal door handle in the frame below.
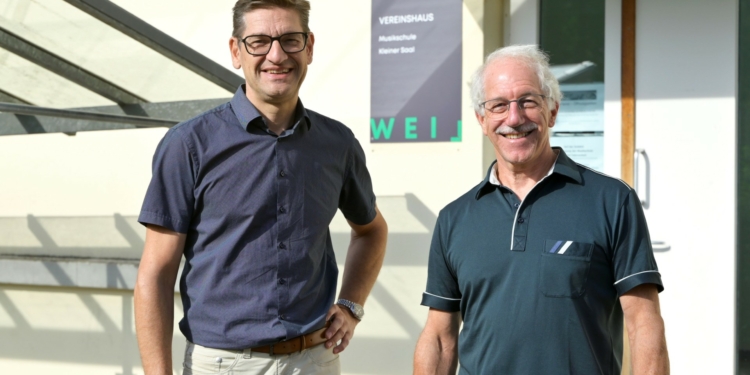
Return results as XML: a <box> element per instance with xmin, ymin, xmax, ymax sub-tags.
<box><xmin>633</xmin><ymin>148</ymin><xmax>650</xmax><ymax>208</ymax></box>
<box><xmin>634</xmin><ymin>149</ymin><xmax>669</xmax><ymax>251</ymax></box>
<box><xmin>652</xmin><ymin>241</ymin><xmax>670</xmax><ymax>252</ymax></box>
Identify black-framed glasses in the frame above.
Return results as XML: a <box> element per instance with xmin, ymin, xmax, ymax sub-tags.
<box><xmin>480</xmin><ymin>94</ymin><xmax>547</xmax><ymax>117</ymax></box>
<box><xmin>239</xmin><ymin>32</ymin><xmax>308</xmax><ymax>56</ymax></box>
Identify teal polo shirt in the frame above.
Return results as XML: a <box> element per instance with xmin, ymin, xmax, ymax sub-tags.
<box><xmin>421</xmin><ymin>148</ymin><xmax>662</xmax><ymax>375</ymax></box>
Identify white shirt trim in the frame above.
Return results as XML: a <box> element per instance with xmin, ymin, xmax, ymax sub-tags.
<box><xmin>575</xmin><ymin>162</ymin><xmax>633</xmax><ymax>190</ymax></box>
<box><xmin>492</xmin><ymin>154</ymin><xmax>558</xmax><ymax>250</ymax></box>
<box><xmin>423</xmin><ymin>291</ymin><xmax>461</xmax><ymax>301</ymax></box>
<box><xmin>614</xmin><ymin>270</ymin><xmax>661</xmax><ymax>285</ymax></box>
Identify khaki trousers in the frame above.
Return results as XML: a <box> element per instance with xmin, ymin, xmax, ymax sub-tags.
<box><xmin>183</xmin><ymin>341</ymin><xmax>341</xmax><ymax>375</ymax></box>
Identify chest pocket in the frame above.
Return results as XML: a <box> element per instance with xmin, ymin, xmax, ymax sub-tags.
<box><xmin>539</xmin><ymin>240</ymin><xmax>594</xmax><ymax>298</ymax></box>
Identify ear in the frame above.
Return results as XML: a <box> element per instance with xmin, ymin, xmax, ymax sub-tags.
<box><xmin>475</xmin><ymin>110</ymin><xmax>489</xmax><ymax>136</ymax></box>
<box><xmin>306</xmin><ymin>32</ymin><xmax>315</xmax><ymax>64</ymax></box>
<box><xmin>230</xmin><ymin>37</ymin><xmax>242</xmax><ymax>69</ymax></box>
<box><xmin>547</xmin><ymin>101</ymin><xmax>560</xmax><ymax>128</ymax></box>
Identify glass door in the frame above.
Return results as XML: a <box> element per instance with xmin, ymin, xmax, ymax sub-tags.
<box><xmin>540</xmin><ymin>0</ymin><xmax>606</xmax><ymax>172</ymax></box>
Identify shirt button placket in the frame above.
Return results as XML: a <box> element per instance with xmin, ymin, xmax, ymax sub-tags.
<box><xmin>512</xmin><ymin>205</ymin><xmax>529</xmax><ymax>251</ymax></box>
<box><xmin>276</xmin><ymin>140</ymin><xmax>290</xmax><ymax>331</ymax></box>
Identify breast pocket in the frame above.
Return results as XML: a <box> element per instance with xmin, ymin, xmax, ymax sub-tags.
<box><xmin>539</xmin><ymin>240</ymin><xmax>594</xmax><ymax>298</ymax></box>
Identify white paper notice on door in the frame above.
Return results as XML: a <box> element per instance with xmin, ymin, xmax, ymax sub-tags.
<box><xmin>554</xmin><ymin>83</ymin><xmax>604</xmax><ymax>133</ymax></box>
<box><xmin>550</xmin><ymin>134</ymin><xmax>604</xmax><ymax>172</ymax></box>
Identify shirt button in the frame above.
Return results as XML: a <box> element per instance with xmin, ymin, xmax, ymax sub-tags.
<box><xmin>279</xmin><ymin>206</ymin><xmax>286</xmax><ymax>213</ymax></box>
<box><xmin>517</xmin><ymin>218</ymin><xmax>525</xmax><ymax>223</ymax></box>
<box><xmin>514</xmin><ymin>203</ymin><xmax>520</xmax><ymax>208</ymax></box>
<box><xmin>279</xmin><ymin>278</ymin><xmax>286</xmax><ymax>285</ymax></box>
<box><xmin>280</xmin><ymin>315</ymin><xmax>286</xmax><ymax>320</ymax></box>
<box><xmin>278</xmin><ymin>242</ymin><xmax>286</xmax><ymax>249</ymax></box>
<box><xmin>279</xmin><ymin>170</ymin><xmax>286</xmax><ymax>177</ymax></box>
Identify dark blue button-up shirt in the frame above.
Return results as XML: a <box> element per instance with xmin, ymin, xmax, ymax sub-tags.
<box><xmin>139</xmin><ymin>86</ymin><xmax>377</xmax><ymax>349</ymax></box>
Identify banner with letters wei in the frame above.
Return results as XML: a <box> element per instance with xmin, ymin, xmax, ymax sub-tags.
<box><xmin>370</xmin><ymin>0</ymin><xmax>462</xmax><ymax>143</ymax></box>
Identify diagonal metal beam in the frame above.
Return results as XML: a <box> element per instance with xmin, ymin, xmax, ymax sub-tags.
<box><xmin>64</xmin><ymin>0</ymin><xmax>243</xmax><ymax>93</ymax></box>
<box><xmin>0</xmin><ymin>27</ymin><xmax>146</xmax><ymax>104</ymax></box>
<box><xmin>0</xmin><ymin>88</ymin><xmax>32</xmax><ymax>105</ymax></box>
<box><xmin>0</xmin><ymin>98</ymin><xmax>226</xmax><ymax>135</ymax></box>
<box><xmin>0</xmin><ymin>102</ymin><xmax>177</xmax><ymax>128</ymax></box>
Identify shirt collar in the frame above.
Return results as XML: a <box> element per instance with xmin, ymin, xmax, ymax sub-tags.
<box><xmin>229</xmin><ymin>84</ymin><xmax>311</xmax><ymax>133</ymax></box>
<box><xmin>475</xmin><ymin>147</ymin><xmax>583</xmax><ymax>199</ymax></box>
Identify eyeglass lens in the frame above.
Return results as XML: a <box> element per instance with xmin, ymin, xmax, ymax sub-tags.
<box><xmin>242</xmin><ymin>33</ymin><xmax>307</xmax><ymax>55</ymax></box>
<box><xmin>484</xmin><ymin>95</ymin><xmax>544</xmax><ymax>115</ymax></box>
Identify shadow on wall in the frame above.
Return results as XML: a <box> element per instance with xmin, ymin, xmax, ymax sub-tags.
<box><xmin>0</xmin><ymin>214</ymin><xmax>144</xmax><ymax>261</ymax></box>
<box><xmin>330</xmin><ymin>193</ymin><xmax>436</xmax><ymax>374</ymax></box>
<box><xmin>0</xmin><ymin>285</ymin><xmax>175</xmax><ymax>375</ymax></box>
<box><xmin>0</xmin><ymin>193</ymin><xmax>437</xmax><ymax>375</ymax></box>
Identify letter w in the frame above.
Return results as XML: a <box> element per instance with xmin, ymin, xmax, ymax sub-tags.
<box><xmin>370</xmin><ymin>118</ymin><xmax>394</xmax><ymax>140</ymax></box>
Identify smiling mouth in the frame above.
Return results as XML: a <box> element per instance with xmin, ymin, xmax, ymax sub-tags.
<box><xmin>502</xmin><ymin>130</ymin><xmax>533</xmax><ymax>139</ymax></box>
<box><xmin>265</xmin><ymin>69</ymin><xmax>291</xmax><ymax>74</ymax></box>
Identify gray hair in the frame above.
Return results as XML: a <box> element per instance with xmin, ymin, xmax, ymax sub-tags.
<box><xmin>470</xmin><ymin>45</ymin><xmax>562</xmax><ymax>115</ymax></box>
<box><xmin>232</xmin><ymin>0</ymin><xmax>311</xmax><ymax>38</ymax></box>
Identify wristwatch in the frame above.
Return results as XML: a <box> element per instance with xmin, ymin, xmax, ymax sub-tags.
<box><xmin>336</xmin><ymin>299</ymin><xmax>364</xmax><ymax>320</ymax></box>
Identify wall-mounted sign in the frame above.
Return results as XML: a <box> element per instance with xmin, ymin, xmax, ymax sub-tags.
<box><xmin>370</xmin><ymin>0</ymin><xmax>462</xmax><ymax>143</ymax></box>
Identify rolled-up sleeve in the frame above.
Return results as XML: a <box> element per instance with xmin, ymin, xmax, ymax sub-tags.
<box><xmin>421</xmin><ymin>215</ymin><xmax>461</xmax><ymax>311</ymax></box>
<box><xmin>612</xmin><ymin>189</ymin><xmax>664</xmax><ymax>296</ymax></box>
<box><xmin>338</xmin><ymin>135</ymin><xmax>376</xmax><ymax>225</ymax></box>
<box><xmin>138</xmin><ymin>127</ymin><xmax>196</xmax><ymax>233</ymax></box>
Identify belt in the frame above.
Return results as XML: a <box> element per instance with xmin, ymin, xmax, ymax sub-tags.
<box><xmin>251</xmin><ymin>326</ymin><xmax>328</xmax><ymax>355</ymax></box>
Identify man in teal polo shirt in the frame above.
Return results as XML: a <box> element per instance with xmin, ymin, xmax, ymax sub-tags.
<box><xmin>413</xmin><ymin>45</ymin><xmax>669</xmax><ymax>375</ymax></box>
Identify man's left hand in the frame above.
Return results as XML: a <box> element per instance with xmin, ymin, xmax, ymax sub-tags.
<box><xmin>324</xmin><ymin>303</ymin><xmax>360</xmax><ymax>354</ymax></box>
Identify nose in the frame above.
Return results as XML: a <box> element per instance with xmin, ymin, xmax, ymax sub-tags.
<box><xmin>265</xmin><ymin>40</ymin><xmax>288</xmax><ymax>63</ymax></box>
<box><xmin>503</xmin><ymin>101</ymin><xmax>526</xmax><ymax>127</ymax></box>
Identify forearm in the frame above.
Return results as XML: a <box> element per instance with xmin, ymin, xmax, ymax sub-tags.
<box><xmin>629</xmin><ymin>315</ymin><xmax>669</xmax><ymax>375</ymax></box>
<box><xmin>135</xmin><ymin>275</ymin><xmax>176</xmax><ymax>375</ymax></box>
<box><xmin>622</xmin><ymin>284</ymin><xmax>669</xmax><ymax>375</ymax></box>
<box><xmin>135</xmin><ymin>226</ymin><xmax>184</xmax><ymax>375</ymax></box>
<box><xmin>322</xmin><ymin>211</ymin><xmax>386</xmax><ymax>353</ymax></box>
<box><xmin>414</xmin><ymin>330</ymin><xmax>458</xmax><ymax>375</ymax></box>
<box><xmin>339</xmin><ymin>213</ymin><xmax>387</xmax><ymax>303</ymax></box>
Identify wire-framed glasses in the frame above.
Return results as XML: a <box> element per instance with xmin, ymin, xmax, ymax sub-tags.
<box><xmin>239</xmin><ymin>32</ymin><xmax>309</xmax><ymax>56</ymax></box>
<box><xmin>480</xmin><ymin>94</ymin><xmax>547</xmax><ymax>117</ymax></box>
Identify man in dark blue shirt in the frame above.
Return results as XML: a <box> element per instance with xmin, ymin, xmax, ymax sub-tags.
<box><xmin>413</xmin><ymin>45</ymin><xmax>669</xmax><ymax>375</ymax></box>
<box><xmin>134</xmin><ymin>1</ymin><xmax>387</xmax><ymax>374</ymax></box>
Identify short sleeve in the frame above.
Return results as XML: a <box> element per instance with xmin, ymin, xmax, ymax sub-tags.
<box><xmin>338</xmin><ymin>135</ymin><xmax>376</xmax><ymax>225</ymax></box>
<box><xmin>421</xmin><ymin>215</ymin><xmax>461</xmax><ymax>311</ymax></box>
<box><xmin>612</xmin><ymin>189</ymin><xmax>664</xmax><ymax>295</ymax></box>
<box><xmin>138</xmin><ymin>128</ymin><xmax>196</xmax><ymax>233</ymax></box>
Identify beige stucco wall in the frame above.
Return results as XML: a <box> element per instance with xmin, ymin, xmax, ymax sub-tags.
<box><xmin>0</xmin><ymin>1</ymin><xmax>490</xmax><ymax>374</ymax></box>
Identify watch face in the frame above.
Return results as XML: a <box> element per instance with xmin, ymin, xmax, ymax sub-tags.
<box><xmin>353</xmin><ymin>305</ymin><xmax>364</xmax><ymax>318</ymax></box>
<box><xmin>338</xmin><ymin>299</ymin><xmax>364</xmax><ymax>319</ymax></box>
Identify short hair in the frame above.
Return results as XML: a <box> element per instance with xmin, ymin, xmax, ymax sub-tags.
<box><xmin>232</xmin><ymin>0</ymin><xmax>311</xmax><ymax>38</ymax></box>
<box><xmin>470</xmin><ymin>45</ymin><xmax>562</xmax><ymax>115</ymax></box>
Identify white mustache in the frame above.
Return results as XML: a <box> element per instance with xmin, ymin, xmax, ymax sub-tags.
<box><xmin>495</xmin><ymin>123</ymin><xmax>538</xmax><ymax>135</ymax></box>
